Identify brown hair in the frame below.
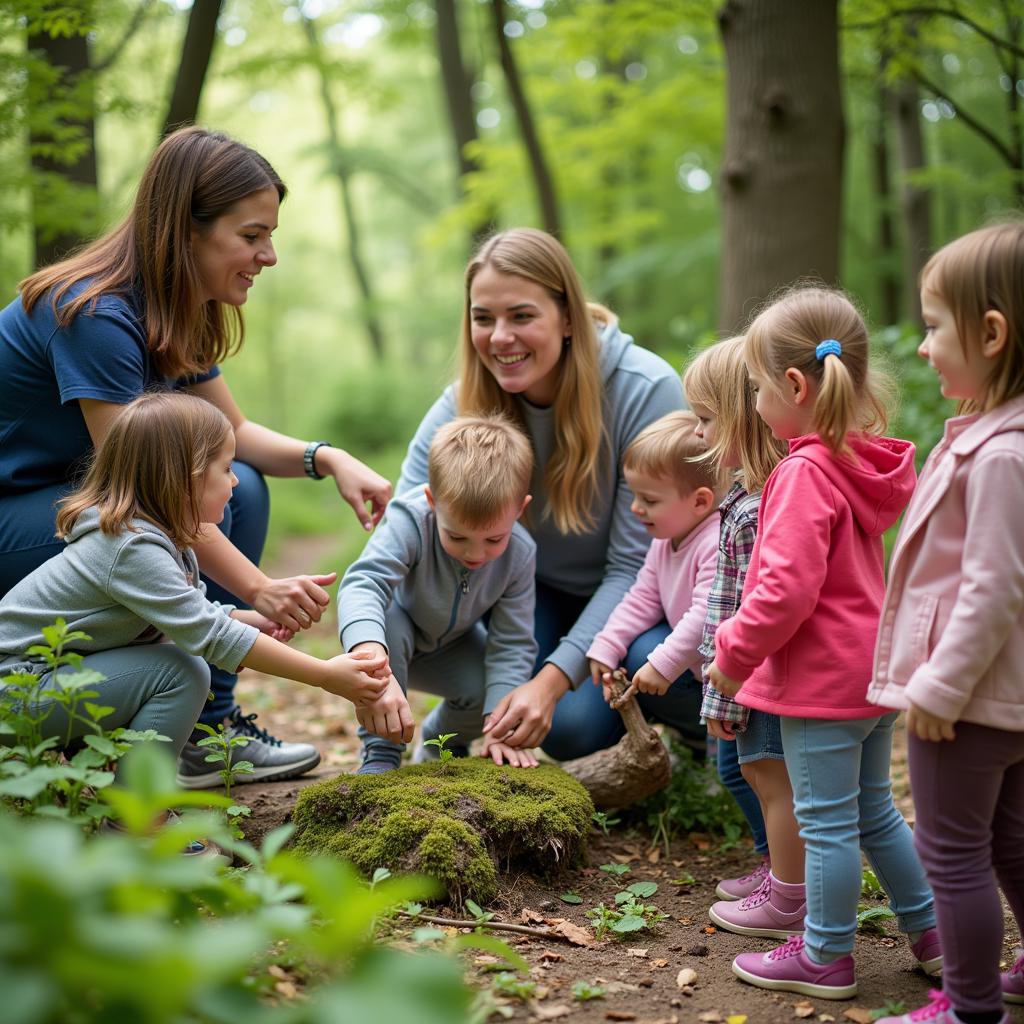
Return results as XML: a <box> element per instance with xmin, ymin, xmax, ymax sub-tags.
<box><xmin>623</xmin><ymin>411</ymin><xmax>724</xmax><ymax>495</ymax></box>
<box><xmin>427</xmin><ymin>414</ymin><xmax>533</xmax><ymax>528</ymax></box>
<box><xmin>682</xmin><ymin>337</ymin><xmax>787</xmax><ymax>492</ymax></box>
<box><xmin>19</xmin><ymin>126</ymin><xmax>286</xmax><ymax>379</ymax></box>
<box><xmin>921</xmin><ymin>219</ymin><xmax>1024</xmax><ymax>413</ymax></box>
<box><xmin>744</xmin><ymin>285</ymin><xmax>892</xmax><ymax>455</ymax></box>
<box><xmin>456</xmin><ymin>227</ymin><xmax>609</xmax><ymax>535</ymax></box>
<box><xmin>56</xmin><ymin>392</ymin><xmax>233</xmax><ymax>548</ymax></box>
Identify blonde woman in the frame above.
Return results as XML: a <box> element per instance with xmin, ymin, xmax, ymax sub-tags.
<box><xmin>394</xmin><ymin>228</ymin><xmax>689</xmax><ymax>759</ymax></box>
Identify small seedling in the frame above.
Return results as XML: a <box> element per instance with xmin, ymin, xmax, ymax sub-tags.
<box><xmin>193</xmin><ymin>721</ymin><xmax>254</xmax><ymax>799</ymax></box>
<box><xmin>559</xmin><ymin>891</ymin><xmax>583</xmax><ymax>904</ymax></box>
<box><xmin>587</xmin><ymin>894</ymin><xmax>667</xmax><ymax>939</ymax></box>
<box><xmin>672</xmin><ymin>872</ymin><xmax>697</xmax><ymax>887</ymax></box>
<box><xmin>402</xmin><ymin>901</ymin><xmax>423</xmax><ymax>917</ymax></box>
<box><xmin>571</xmin><ymin>980</ymin><xmax>605</xmax><ymax>1001</ymax></box>
<box><xmin>491</xmin><ymin>971</ymin><xmax>536</xmax><ymax>1001</ymax></box>
<box><xmin>465</xmin><ymin>898</ymin><xmax>495</xmax><ymax>924</ymax></box>
<box><xmin>861</xmin><ymin>867</ymin><xmax>884</xmax><ymax>897</ymax></box>
<box><xmin>599</xmin><ymin>862</ymin><xmax>630</xmax><ymax>877</ymax></box>
<box><xmin>856</xmin><ymin>904</ymin><xmax>895</xmax><ymax>935</ymax></box>
<box><xmin>424</xmin><ymin>732</ymin><xmax>459</xmax><ymax>765</ymax></box>
<box><xmin>370</xmin><ymin>866</ymin><xmax>392</xmax><ymax>888</ymax></box>
<box><xmin>591</xmin><ymin>810</ymin><xmax>621</xmax><ymax>835</ymax></box>
<box><xmin>872</xmin><ymin>1001</ymin><xmax>907</xmax><ymax>1020</ymax></box>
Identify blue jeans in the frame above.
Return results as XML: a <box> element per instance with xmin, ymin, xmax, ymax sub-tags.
<box><xmin>718</xmin><ymin>735</ymin><xmax>769</xmax><ymax>855</ymax></box>
<box><xmin>0</xmin><ymin>461</ymin><xmax>268</xmax><ymax>726</ymax></box>
<box><xmin>781</xmin><ymin>713</ymin><xmax>935</xmax><ymax>961</ymax></box>
<box><xmin>535</xmin><ymin>581</ymin><xmax>705</xmax><ymax>761</ymax></box>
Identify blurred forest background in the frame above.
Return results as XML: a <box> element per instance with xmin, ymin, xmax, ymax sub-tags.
<box><xmin>2</xmin><ymin>0</ymin><xmax>1022</xmax><ymax>563</ymax></box>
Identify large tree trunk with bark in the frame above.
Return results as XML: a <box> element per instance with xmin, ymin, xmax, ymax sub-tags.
<box><xmin>873</xmin><ymin>77</ymin><xmax>900</xmax><ymax>326</ymax></box>
<box><xmin>27</xmin><ymin>24</ymin><xmax>98</xmax><ymax>268</ymax></box>
<box><xmin>717</xmin><ymin>0</ymin><xmax>844</xmax><ymax>334</ymax></box>
<box><xmin>892</xmin><ymin>77</ymin><xmax>930</xmax><ymax>323</ymax></box>
<box><xmin>162</xmin><ymin>0</ymin><xmax>223</xmax><ymax>136</ymax></box>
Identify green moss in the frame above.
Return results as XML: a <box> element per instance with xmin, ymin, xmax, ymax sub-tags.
<box><xmin>291</xmin><ymin>760</ymin><xmax>594</xmax><ymax>905</ymax></box>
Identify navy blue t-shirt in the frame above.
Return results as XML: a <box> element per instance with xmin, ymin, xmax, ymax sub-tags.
<box><xmin>0</xmin><ymin>283</ymin><xmax>219</xmax><ymax>494</ymax></box>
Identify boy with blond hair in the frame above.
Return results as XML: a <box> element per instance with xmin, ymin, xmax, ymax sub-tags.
<box><xmin>338</xmin><ymin>414</ymin><xmax>537</xmax><ymax>773</ymax></box>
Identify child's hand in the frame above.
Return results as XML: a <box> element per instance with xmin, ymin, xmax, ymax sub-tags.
<box><xmin>706</xmin><ymin>717</ymin><xmax>737</xmax><ymax>741</ymax></box>
<box><xmin>906</xmin><ymin>701</ymin><xmax>956</xmax><ymax>742</ymax></box>
<box><xmin>631</xmin><ymin>661</ymin><xmax>671</xmax><ymax>697</ymax></box>
<box><xmin>481</xmin><ymin>734</ymin><xmax>539</xmax><ymax>768</ymax></box>
<box><xmin>356</xmin><ymin>678</ymin><xmax>416</xmax><ymax>745</ymax></box>
<box><xmin>321</xmin><ymin>651</ymin><xmax>389</xmax><ymax>704</ymax></box>
<box><xmin>589</xmin><ymin>659</ymin><xmax>614</xmax><ymax>688</ymax></box>
<box><xmin>255</xmin><ymin>614</ymin><xmax>295</xmax><ymax>643</ymax></box>
<box><xmin>708</xmin><ymin>660</ymin><xmax>742</xmax><ymax>698</ymax></box>
<box><xmin>350</xmin><ymin>641</ymin><xmax>391</xmax><ymax>679</ymax></box>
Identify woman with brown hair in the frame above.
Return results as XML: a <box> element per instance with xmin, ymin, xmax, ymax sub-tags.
<box><xmin>0</xmin><ymin>126</ymin><xmax>392</xmax><ymax>785</ymax></box>
<box><xmin>390</xmin><ymin>227</ymin><xmax>697</xmax><ymax>761</ymax></box>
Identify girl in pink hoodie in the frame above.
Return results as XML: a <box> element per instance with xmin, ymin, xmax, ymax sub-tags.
<box><xmin>709</xmin><ymin>287</ymin><xmax>939</xmax><ymax>1000</ymax></box>
<box><xmin>871</xmin><ymin>223</ymin><xmax>1024</xmax><ymax>1024</ymax></box>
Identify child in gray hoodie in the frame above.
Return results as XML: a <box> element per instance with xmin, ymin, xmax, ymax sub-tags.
<box><xmin>0</xmin><ymin>393</ymin><xmax>388</xmax><ymax>785</ymax></box>
<box><xmin>338</xmin><ymin>414</ymin><xmax>537</xmax><ymax>773</ymax></box>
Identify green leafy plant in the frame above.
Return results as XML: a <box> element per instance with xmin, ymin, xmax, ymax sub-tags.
<box><xmin>586</xmin><ymin>888</ymin><xmax>667</xmax><ymax>940</ymax></box>
<box><xmin>559</xmin><ymin>890</ymin><xmax>583</xmax><ymax>904</ymax></box>
<box><xmin>424</xmin><ymin>731</ymin><xmax>459</xmax><ymax>765</ymax></box>
<box><xmin>465</xmin><ymin>898</ymin><xmax>496</xmax><ymax>925</ymax></box>
<box><xmin>873</xmin><ymin>1001</ymin><xmax>908</xmax><ymax>1020</ymax></box>
<box><xmin>571</xmin><ymin>980</ymin><xmax>606</xmax><ymax>1001</ymax></box>
<box><xmin>672</xmin><ymin>872</ymin><xmax>697</xmax><ymax>887</ymax></box>
<box><xmin>857</xmin><ymin>904</ymin><xmax>896</xmax><ymax>935</ymax></box>
<box><xmin>591</xmin><ymin>810</ymin><xmax>621</xmax><ymax>835</ymax></box>
<box><xmin>861</xmin><ymin>867</ymin><xmax>884</xmax><ymax>897</ymax></box>
<box><xmin>490</xmin><ymin>971</ymin><xmax>537</xmax><ymax>1002</ymax></box>
<box><xmin>599</xmin><ymin>862</ymin><xmax>630</xmax><ymax>877</ymax></box>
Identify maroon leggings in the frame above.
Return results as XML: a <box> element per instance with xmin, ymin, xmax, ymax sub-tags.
<box><xmin>908</xmin><ymin>722</ymin><xmax>1024</xmax><ymax>1012</ymax></box>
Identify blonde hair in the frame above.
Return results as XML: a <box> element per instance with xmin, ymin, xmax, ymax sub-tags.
<box><xmin>744</xmin><ymin>285</ymin><xmax>892</xmax><ymax>455</ymax></box>
<box><xmin>56</xmin><ymin>392</ymin><xmax>233</xmax><ymax>548</ymax></box>
<box><xmin>623</xmin><ymin>411</ymin><xmax>723</xmax><ymax>495</ymax></box>
<box><xmin>456</xmin><ymin>227</ymin><xmax>608</xmax><ymax>535</ymax></box>
<box><xmin>427</xmin><ymin>414</ymin><xmax>533</xmax><ymax>528</ymax></box>
<box><xmin>683</xmin><ymin>337</ymin><xmax>787</xmax><ymax>492</ymax></box>
<box><xmin>921</xmin><ymin>219</ymin><xmax>1024</xmax><ymax>413</ymax></box>
<box><xmin>20</xmin><ymin>127</ymin><xmax>285</xmax><ymax>379</ymax></box>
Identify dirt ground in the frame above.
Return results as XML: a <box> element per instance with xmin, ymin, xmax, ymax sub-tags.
<box><xmin>229</xmin><ymin>537</ymin><xmax>1024</xmax><ymax>1023</ymax></box>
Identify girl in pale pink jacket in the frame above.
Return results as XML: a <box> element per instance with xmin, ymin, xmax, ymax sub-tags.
<box><xmin>871</xmin><ymin>223</ymin><xmax>1024</xmax><ymax>1024</ymax></box>
<box><xmin>708</xmin><ymin>286</ymin><xmax>939</xmax><ymax>1001</ymax></box>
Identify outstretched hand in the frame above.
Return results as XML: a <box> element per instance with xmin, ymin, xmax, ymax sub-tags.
<box><xmin>252</xmin><ymin>572</ymin><xmax>335</xmax><ymax>632</ymax></box>
<box><xmin>324</xmin><ymin>447</ymin><xmax>393</xmax><ymax>531</ymax></box>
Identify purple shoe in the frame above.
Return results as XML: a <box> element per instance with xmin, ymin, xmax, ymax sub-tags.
<box><xmin>909</xmin><ymin>927</ymin><xmax>943</xmax><ymax>976</ymax></box>
<box><xmin>716</xmin><ymin>856</ymin><xmax>771</xmax><ymax>901</ymax></box>
<box><xmin>1004</xmin><ymin>953</ymin><xmax>1024</xmax><ymax>1005</ymax></box>
<box><xmin>709</xmin><ymin>875</ymin><xmax>805</xmax><ymax>938</ymax></box>
<box><xmin>732</xmin><ymin>935</ymin><xmax>857</xmax><ymax>999</ymax></box>
<box><xmin>875</xmin><ymin>989</ymin><xmax>1010</xmax><ymax>1023</ymax></box>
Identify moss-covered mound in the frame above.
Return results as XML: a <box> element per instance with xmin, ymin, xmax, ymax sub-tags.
<box><xmin>290</xmin><ymin>760</ymin><xmax>594</xmax><ymax>905</ymax></box>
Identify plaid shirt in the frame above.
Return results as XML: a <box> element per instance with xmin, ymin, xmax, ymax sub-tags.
<box><xmin>699</xmin><ymin>482</ymin><xmax>761</xmax><ymax>727</ymax></box>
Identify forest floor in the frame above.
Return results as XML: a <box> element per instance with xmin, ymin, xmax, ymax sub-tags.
<box><xmin>229</xmin><ymin>535</ymin><xmax>1024</xmax><ymax>1023</ymax></box>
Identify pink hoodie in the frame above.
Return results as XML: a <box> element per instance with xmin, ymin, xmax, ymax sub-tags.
<box><xmin>714</xmin><ymin>433</ymin><xmax>916</xmax><ymax>720</ymax></box>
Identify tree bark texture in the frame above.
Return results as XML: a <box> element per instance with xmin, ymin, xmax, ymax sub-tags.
<box><xmin>490</xmin><ymin>0</ymin><xmax>561</xmax><ymax>237</ymax></box>
<box><xmin>892</xmin><ymin>77</ymin><xmax>930</xmax><ymax>324</ymax></box>
<box><xmin>717</xmin><ymin>0</ymin><xmax>844</xmax><ymax>334</ymax></box>
<box><xmin>162</xmin><ymin>0</ymin><xmax>223</xmax><ymax>137</ymax></box>
<box><xmin>560</xmin><ymin>672</ymin><xmax>671</xmax><ymax>809</ymax></box>
<box><xmin>873</xmin><ymin>78</ymin><xmax>900</xmax><ymax>326</ymax></box>
<box><xmin>27</xmin><ymin>25</ymin><xmax>98</xmax><ymax>268</ymax></box>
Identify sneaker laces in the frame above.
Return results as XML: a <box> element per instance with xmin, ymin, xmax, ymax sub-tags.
<box><xmin>737</xmin><ymin>859</ymin><xmax>771</xmax><ymax>886</ymax></box>
<box><xmin>738</xmin><ymin>874</ymin><xmax>772</xmax><ymax>909</ymax></box>
<box><xmin>227</xmin><ymin>708</ymin><xmax>282</xmax><ymax>747</ymax></box>
<box><xmin>767</xmin><ymin>935</ymin><xmax>805</xmax><ymax>961</ymax></box>
<box><xmin>906</xmin><ymin>991</ymin><xmax>951</xmax><ymax>1021</ymax></box>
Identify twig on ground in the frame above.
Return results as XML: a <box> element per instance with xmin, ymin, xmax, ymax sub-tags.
<box><xmin>403</xmin><ymin>911</ymin><xmax>575</xmax><ymax>942</ymax></box>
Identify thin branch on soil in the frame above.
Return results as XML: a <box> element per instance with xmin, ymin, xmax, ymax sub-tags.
<box><xmin>404</xmin><ymin>911</ymin><xmax>575</xmax><ymax>942</ymax></box>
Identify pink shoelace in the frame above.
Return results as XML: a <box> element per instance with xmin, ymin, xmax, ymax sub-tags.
<box><xmin>906</xmin><ymin>991</ymin><xmax>952</xmax><ymax>1021</ymax></box>
<box><xmin>736</xmin><ymin>859</ymin><xmax>771</xmax><ymax>886</ymax></box>
<box><xmin>767</xmin><ymin>934</ymin><xmax>805</xmax><ymax>961</ymax></box>
<box><xmin>738</xmin><ymin>875</ymin><xmax>772</xmax><ymax>909</ymax></box>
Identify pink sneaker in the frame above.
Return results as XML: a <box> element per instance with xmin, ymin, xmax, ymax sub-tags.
<box><xmin>909</xmin><ymin>927</ymin><xmax>943</xmax><ymax>976</ymax></box>
<box><xmin>1004</xmin><ymin>953</ymin><xmax>1024</xmax><ymax>1004</ymax></box>
<box><xmin>732</xmin><ymin>934</ymin><xmax>857</xmax><ymax>999</ymax></box>
<box><xmin>875</xmin><ymin>989</ymin><xmax>1010</xmax><ymax>1023</ymax></box>
<box><xmin>709</xmin><ymin>875</ymin><xmax>806</xmax><ymax>938</ymax></box>
<box><xmin>716</xmin><ymin>856</ymin><xmax>771</xmax><ymax>901</ymax></box>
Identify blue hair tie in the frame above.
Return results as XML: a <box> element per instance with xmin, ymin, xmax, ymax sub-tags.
<box><xmin>816</xmin><ymin>339</ymin><xmax>842</xmax><ymax>361</ymax></box>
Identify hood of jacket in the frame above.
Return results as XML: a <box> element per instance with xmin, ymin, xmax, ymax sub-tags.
<box><xmin>597</xmin><ymin>317</ymin><xmax>634</xmax><ymax>382</ymax></box>
<box><xmin>65</xmin><ymin>507</ymin><xmax>170</xmax><ymax>547</ymax></box>
<box><xmin>787</xmin><ymin>433</ymin><xmax>917</xmax><ymax>538</ymax></box>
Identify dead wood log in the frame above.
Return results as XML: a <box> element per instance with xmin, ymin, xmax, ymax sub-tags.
<box><xmin>560</xmin><ymin>669</ymin><xmax>671</xmax><ymax>809</ymax></box>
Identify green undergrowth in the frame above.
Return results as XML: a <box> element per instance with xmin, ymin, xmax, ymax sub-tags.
<box><xmin>291</xmin><ymin>760</ymin><xmax>593</xmax><ymax>906</ymax></box>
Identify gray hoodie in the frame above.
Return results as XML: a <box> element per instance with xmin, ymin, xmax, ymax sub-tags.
<box><xmin>395</xmin><ymin>320</ymin><xmax>685</xmax><ymax>685</ymax></box>
<box><xmin>337</xmin><ymin>490</ymin><xmax>537</xmax><ymax>714</ymax></box>
<box><xmin>0</xmin><ymin>508</ymin><xmax>257</xmax><ymax>672</ymax></box>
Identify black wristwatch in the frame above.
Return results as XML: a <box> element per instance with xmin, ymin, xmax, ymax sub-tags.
<box><xmin>303</xmin><ymin>441</ymin><xmax>332</xmax><ymax>480</ymax></box>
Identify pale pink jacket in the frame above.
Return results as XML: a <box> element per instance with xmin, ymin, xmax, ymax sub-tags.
<box><xmin>715</xmin><ymin>434</ymin><xmax>916</xmax><ymax>719</ymax></box>
<box><xmin>587</xmin><ymin>512</ymin><xmax>718</xmax><ymax>682</ymax></box>
<box><xmin>868</xmin><ymin>394</ymin><xmax>1024</xmax><ymax>731</ymax></box>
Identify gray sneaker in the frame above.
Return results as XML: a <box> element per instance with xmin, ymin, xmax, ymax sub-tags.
<box><xmin>176</xmin><ymin>707</ymin><xmax>321</xmax><ymax>789</ymax></box>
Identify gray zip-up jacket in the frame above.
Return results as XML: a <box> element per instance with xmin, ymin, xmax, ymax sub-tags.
<box><xmin>0</xmin><ymin>508</ymin><xmax>257</xmax><ymax>672</ymax></box>
<box><xmin>337</xmin><ymin>490</ymin><xmax>537</xmax><ymax>714</ymax></box>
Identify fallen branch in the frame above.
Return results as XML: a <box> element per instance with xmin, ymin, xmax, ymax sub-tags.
<box><xmin>403</xmin><ymin>911</ymin><xmax>575</xmax><ymax>942</ymax></box>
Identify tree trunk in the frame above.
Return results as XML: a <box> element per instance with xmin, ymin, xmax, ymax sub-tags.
<box><xmin>892</xmin><ymin>78</ymin><xmax>930</xmax><ymax>324</ymax></box>
<box><xmin>434</xmin><ymin>0</ymin><xmax>493</xmax><ymax>245</ymax></box>
<box><xmin>873</xmin><ymin>77</ymin><xmax>900</xmax><ymax>326</ymax></box>
<box><xmin>303</xmin><ymin>15</ymin><xmax>386</xmax><ymax>362</ymax></box>
<box><xmin>27</xmin><ymin>23</ymin><xmax>99</xmax><ymax>267</ymax></box>
<box><xmin>561</xmin><ymin>671</ymin><xmax>671</xmax><ymax>809</ymax></box>
<box><xmin>489</xmin><ymin>0</ymin><xmax>561</xmax><ymax>237</ymax></box>
<box><xmin>162</xmin><ymin>0</ymin><xmax>223</xmax><ymax>136</ymax></box>
<box><xmin>717</xmin><ymin>0</ymin><xmax>843</xmax><ymax>334</ymax></box>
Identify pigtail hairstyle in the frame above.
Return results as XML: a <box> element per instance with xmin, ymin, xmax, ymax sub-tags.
<box><xmin>19</xmin><ymin>126</ymin><xmax>286</xmax><ymax>380</ymax></box>
<box><xmin>457</xmin><ymin>228</ymin><xmax>607</xmax><ymax>535</ymax></box>
<box><xmin>744</xmin><ymin>285</ymin><xmax>892</xmax><ymax>455</ymax></box>
<box><xmin>921</xmin><ymin>219</ymin><xmax>1024</xmax><ymax>414</ymax></box>
<box><xmin>55</xmin><ymin>392</ymin><xmax>233</xmax><ymax>549</ymax></box>
<box><xmin>682</xmin><ymin>336</ymin><xmax>787</xmax><ymax>492</ymax></box>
